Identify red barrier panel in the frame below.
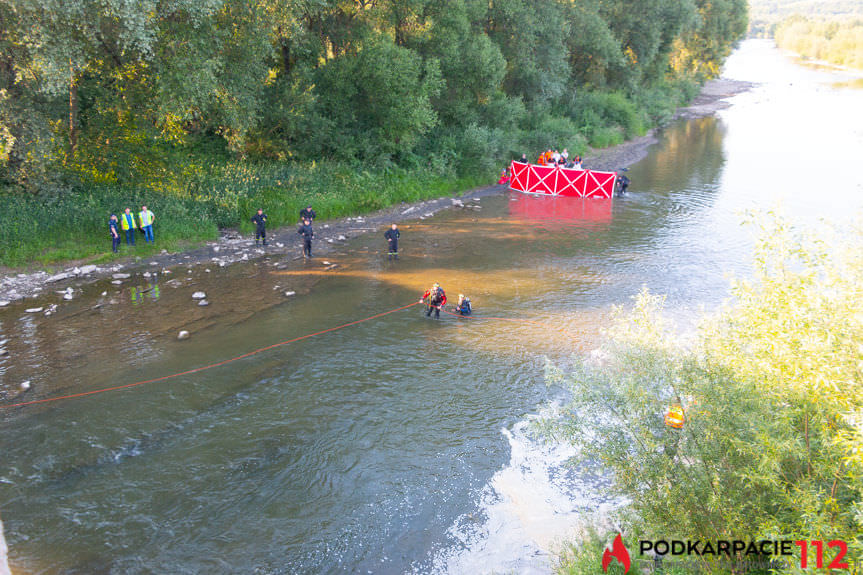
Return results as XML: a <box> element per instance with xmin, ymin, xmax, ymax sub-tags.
<box><xmin>509</xmin><ymin>161</ymin><xmax>616</xmax><ymax>198</ymax></box>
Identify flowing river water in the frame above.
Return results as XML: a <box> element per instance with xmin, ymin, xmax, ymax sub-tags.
<box><xmin>1</xmin><ymin>40</ymin><xmax>862</xmax><ymax>574</ymax></box>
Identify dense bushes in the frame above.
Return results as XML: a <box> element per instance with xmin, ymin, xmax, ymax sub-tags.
<box><xmin>547</xmin><ymin>215</ymin><xmax>863</xmax><ymax>572</ymax></box>
<box><xmin>0</xmin><ymin>161</ymin><xmax>490</xmax><ymax>267</ymax></box>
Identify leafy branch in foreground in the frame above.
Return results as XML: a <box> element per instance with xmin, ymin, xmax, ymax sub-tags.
<box><xmin>547</xmin><ymin>213</ymin><xmax>863</xmax><ymax>573</ymax></box>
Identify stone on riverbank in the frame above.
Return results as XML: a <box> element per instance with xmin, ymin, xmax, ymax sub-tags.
<box><xmin>177</xmin><ymin>330</ymin><xmax>190</xmax><ymax>340</ymax></box>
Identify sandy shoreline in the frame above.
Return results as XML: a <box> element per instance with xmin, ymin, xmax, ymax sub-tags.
<box><xmin>0</xmin><ymin>78</ymin><xmax>752</xmax><ymax>310</ymax></box>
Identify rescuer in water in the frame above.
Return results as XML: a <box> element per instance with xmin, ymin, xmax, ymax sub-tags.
<box><xmin>384</xmin><ymin>223</ymin><xmax>400</xmax><ymax>260</ymax></box>
<box><xmin>420</xmin><ymin>282</ymin><xmax>447</xmax><ymax>319</ymax></box>
<box><xmin>454</xmin><ymin>294</ymin><xmax>472</xmax><ymax>316</ymax></box>
<box><xmin>615</xmin><ymin>172</ymin><xmax>630</xmax><ymax>196</ymax></box>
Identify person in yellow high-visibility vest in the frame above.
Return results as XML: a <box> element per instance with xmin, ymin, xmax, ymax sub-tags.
<box><xmin>120</xmin><ymin>208</ymin><xmax>138</xmax><ymax>246</ymax></box>
<box><xmin>139</xmin><ymin>205</ymin><xmax>155</xmax><ymax>243</ymax></box>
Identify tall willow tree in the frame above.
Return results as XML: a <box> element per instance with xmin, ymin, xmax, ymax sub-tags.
<box><xmin>0</xmin><ymin>0</ymin><xmax>749</xmax><ymax>189</ymax></box>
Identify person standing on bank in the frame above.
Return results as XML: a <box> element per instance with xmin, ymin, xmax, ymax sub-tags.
<box><xmin>298</xmin><ymin>217</ymin><xmax>314</xmax><ymax>258</ymax></box>
<box><xmin>384</xmin><ymin>223</ymin><xmax>400</xmax><ymax>260</ymax></box>
<box><xmin>252</xmin><ymin>208</ymin><xmax>268</xmax><ymax>246</ymax></box>
<box><xmin>121</xmin><ymin>208</ymin><xmax>137</xmax><ymax>246</ymax></box>
<box><xmin>299</xmin><ymin>204</ymin><xmax>316</xmax><ymax>223</ymax></box>
<box><xmin>139</xmin><ymin>205</ymin><xmax>155</xmax><ymax>243</ymax></box>
<box><xmin>109</xmin><ymin>214</ymin><xmax>121</xmax><ymax>253</ymax></box>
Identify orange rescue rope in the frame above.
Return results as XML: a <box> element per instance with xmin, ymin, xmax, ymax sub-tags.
<box><xmin>1</xmin><ymin>301</ymin><xmax>421</xmax><ymax>410</ymax></box>
<box><xmin>1</xmin><ymin>301</ymin><xmax>581</xmax><ymax>411</ymax></box>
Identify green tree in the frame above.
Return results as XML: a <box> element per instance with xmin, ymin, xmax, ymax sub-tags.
<box><xmin>313</xmin><ymin>35</ymin><xmax>442</xmax><ymax>160</ymax></box>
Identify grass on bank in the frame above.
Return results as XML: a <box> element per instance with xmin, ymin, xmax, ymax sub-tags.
<box><xmin>0</xmin><ymin>76</ymin><xmax>699</xmax><ymax>269</ymax></box>
<box><xmin>0</xmin><ymin>163</ymin><xmax>490</xmax><ymax>268</ymax></box>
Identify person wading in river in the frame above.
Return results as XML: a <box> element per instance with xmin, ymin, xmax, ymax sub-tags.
<box><xmin>384</xmin><ymin>223</ymin><xmax>400</xmax><ymax>260</ymax></box>
<box><xmin>454</xmin><ymin>293</ymin><xmax>472</xmax><ymax>316</ymax></box>
<box><xmin>297</xmin><ymin>217</ymin><xmax>314</xmax><ymax>259</ymax></box>
<box><xmin>420</xmin><ymin>283</ymin><xmax>447</xmax><ymax>319</ymax></box>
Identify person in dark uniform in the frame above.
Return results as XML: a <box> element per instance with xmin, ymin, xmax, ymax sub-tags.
<box><xmin>519</xmin><ymin>153</ymin><xmax>528</xmax><ymax>163</ymax></box>
<box><xmin>420</xmin><ymin>283</ymin><xmax>447</xmax><ymax>319</ymax></box>
<box><xmin>299</xmin><ymin>205</ymin><xmax>316</xmax><ymax>222</ymax></box>
<box><xmin>615</xmin><ymin>173</ymin><xmax>630</xmax><ymax>196</ymax></box>
<box><xmin>454</xmin><ymin>294</ymin><xmax>472</xmax><ymax>316</ymax></box>
<box><xmin>252</xmin><ymin>208</ymin><xmax>268</xmax><ymax>246</ymax></box>
<box><xmin>384</xmin><ymin>223</ymin><xmax>400</xmax><ymax>259</ymax></box>
<box><xmin>297</xmin><ymin>218</ymin><xmax>314</xmax><ymax>258</ymax></box>
<box><xmin>109</xmin><ymin>214</ymin><xmax>121</xmax><ymax>253</ymax></box>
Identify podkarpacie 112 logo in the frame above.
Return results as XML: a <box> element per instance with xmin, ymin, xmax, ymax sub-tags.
<box><xmin>601</xmin><ymin>534</ymin><xmax>854</xmax><ymax>572</ymax></box>
<box><xmin>602</xmin><ymin>533</ymin><xmax>631</xmax><ymax>573</ymax></box>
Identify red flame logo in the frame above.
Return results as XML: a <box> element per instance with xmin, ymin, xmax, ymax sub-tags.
<box><xmin>602</xmin><ymin>533</ymin><xmax>630</xmax><ymax>573</ymax></box>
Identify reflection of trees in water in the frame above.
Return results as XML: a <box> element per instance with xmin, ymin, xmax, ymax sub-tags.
<box><xmin>130</xmin><ymin>283</ymin><xmax>160</xmax><ymax>306</ymax></box>
<box><xmin>650</xmin><ymin>116</ymin><xmax>726</xmax><ymax>193</ymax></box>
<box><xmin>606</xmin><ymin>116</ymin><xmax>727</xmax><ymax>251</ymax></box>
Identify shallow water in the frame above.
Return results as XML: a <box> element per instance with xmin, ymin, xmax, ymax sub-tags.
<box><xmin>1</xmin><ymin>40</ymin><xmax>862</xmax><ymax>574</ymax></box>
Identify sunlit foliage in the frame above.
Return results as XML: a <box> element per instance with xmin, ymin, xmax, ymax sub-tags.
<box><xmin>775</xmin><ymin>16</ymin><xmax>863</xmax><ymax>70</ymax></box>
<box><xmin>0</xmin><ymin>0</ymin><xmax>748</xmax><ymax>265</ymax></box>
<box><xmin>547</xmin><ymin>213</ymin><xmax>863</xmax><ymax>573</ymax></box>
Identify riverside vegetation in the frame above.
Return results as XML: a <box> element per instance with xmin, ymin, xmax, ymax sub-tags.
<box><xmin>775</xmin><ymin>16</ymin><xmax>863</xmax><ymax>70</ymax></box>
<box><xmin>749</xmin><ymin>0</ymin><xmax>863</xmax><ymax>70</ymax></box>
<box><xmin>1</xmin><ymin>0</ymin><xmax>746</xmax><ymax>267</ymax></box>
<box><xmin>548</xmin><ymin>214</ymin><xmax>863</xmax><ymax>573</ymax></box>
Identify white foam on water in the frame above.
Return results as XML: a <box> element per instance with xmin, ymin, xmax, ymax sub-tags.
<box><xmin>431</xmin><ymin>411</ymin><xmax>621</xmax><ymax>575</ymax></box>
<box><xmin>0</xmin><ymin>515</ymin><xmax>10</xmax><ymax>575</ymax></box>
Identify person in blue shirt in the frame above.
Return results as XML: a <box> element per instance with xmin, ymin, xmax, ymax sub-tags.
<box><xmin>139</xmin><ymin>205</ymin><xmax>155</xmax><ymax>243</ymax></box>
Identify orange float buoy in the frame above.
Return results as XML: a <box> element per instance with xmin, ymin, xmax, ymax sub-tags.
<box><xmin>665</xmin><ymin>404</ymin><xmax>685</xmax><ymax>429</ymax></box>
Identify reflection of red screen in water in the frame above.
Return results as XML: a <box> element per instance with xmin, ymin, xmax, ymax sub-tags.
<box><xmin>509</xmin><ymin>193</ymin><xmax>613</xmax><ymax>229</ymax></box>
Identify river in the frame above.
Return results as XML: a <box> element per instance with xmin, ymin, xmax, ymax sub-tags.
<box><xmin>1</xmin><ymin>39</ymin><xmax>862</xmax><ymax>574</ymax></box>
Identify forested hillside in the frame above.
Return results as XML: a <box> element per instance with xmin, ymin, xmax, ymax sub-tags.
<box><xmin>775</xmin><ymin>16</ymin><xmax>863</xmax><ymax>69</ymax></box>
<box><xmin>749</xmin><ymin>0</ymin><xmax>863</xmax><ymax>36</ymax></box>
<box><xmin>0</xmin><ymin>0</ymin><xmax>747</xmax><ymax>266</ymax></box>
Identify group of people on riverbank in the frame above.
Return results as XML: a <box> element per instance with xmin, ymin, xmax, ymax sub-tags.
<box><xmin>521</xmin><ymin>149</ymin><xmax>583</xmax><ymax>169</ymax></box>
<box><xmin>108</xmin><ymin>206</ymin><xmax>156</xmax><ymax>252</ymax></box>
<box><xmin>251</xmin><ymin>205</ymin><xmax>317</xmax><ymax>257</ymax></box>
